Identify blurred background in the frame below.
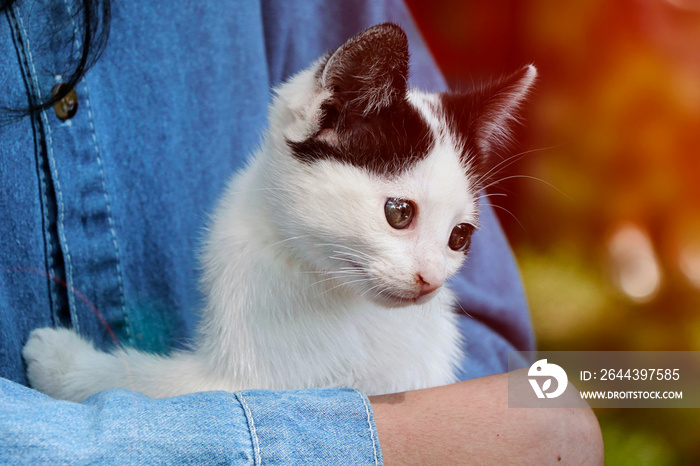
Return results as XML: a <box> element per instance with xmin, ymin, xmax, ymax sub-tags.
<box><xmin>405</xmin><ymin>0</ymin><xmax>700</xmax><ymax>463</ymax></box>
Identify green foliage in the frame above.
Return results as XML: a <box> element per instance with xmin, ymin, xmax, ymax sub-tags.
<box><xmin>601</xmin><ymin>416</ymin><xmax>678</xmax><ymax>466</ymax></box>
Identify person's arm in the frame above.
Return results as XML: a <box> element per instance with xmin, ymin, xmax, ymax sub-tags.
<box><xmin>371</xmin><ymin>372</ymin><xmax>604</xmax><ymax>465</ymax></box>
<box><xmin>1</xmin><ymin>377</ymin><xmax>382</xmax><ymax>464</ymax></box>
<box><xmin>4</xmin><ymin>372</ymin><xmax>603</xmax><ymax>464</ymax></box>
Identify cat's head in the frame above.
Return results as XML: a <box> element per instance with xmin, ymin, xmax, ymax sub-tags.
<box><xmin>264</xmin><ymin>23</ymin><xmax>536</xmax><ymax>308</ymax></box>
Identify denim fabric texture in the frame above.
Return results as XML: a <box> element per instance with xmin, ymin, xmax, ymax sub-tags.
<box><xmin>0</xmin><ymin>0</ymin><xmax>534</xmax><ymax>462</ymax></box>
<box><xmin>2</xmin><ymin>378</ymin><xmax>380</xmax><ymax>464</ymax></box>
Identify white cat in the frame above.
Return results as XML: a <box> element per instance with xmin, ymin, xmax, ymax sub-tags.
<box><xmin>23</xmin><ymin>23</ymin><xmax>536</xmax><ymax>400</ymax></box>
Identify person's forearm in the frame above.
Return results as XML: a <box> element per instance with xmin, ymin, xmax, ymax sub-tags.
<box><xmin>370</xmin><ymin>372</ymin><xmax>603</xmax><ymax>465</ymax></box>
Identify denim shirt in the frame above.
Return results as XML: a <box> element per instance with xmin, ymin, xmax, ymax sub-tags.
<box><xmin>0</xmin><ymin>0</ymin><xmax>533</xmax><ymax>463</ymax></box>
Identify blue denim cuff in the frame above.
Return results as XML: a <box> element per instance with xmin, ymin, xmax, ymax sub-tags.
<box><xmin>236</xmin><ymin>388</ymin><xmax>382</xmax><ymax>465</ymax></box>
<box><xmin>2</xmin><ymin>378</ymin><xmax>382</xmax><ymax>464</ymax></box>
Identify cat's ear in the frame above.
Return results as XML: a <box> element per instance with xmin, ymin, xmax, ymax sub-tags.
<box><xmin>445</xmin><ymin>65</ymin><xmax>537</xmax><ymax>158</ymax></box>
<box><xmin>318</xmin><ymin>23</ymin><xmax>409</xmax><ymax>132</ymax></box>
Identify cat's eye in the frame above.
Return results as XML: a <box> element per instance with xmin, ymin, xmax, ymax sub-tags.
<box><xmin>448</xmin><ymin>223</ymin><xmax>475</xmax><ymax>252</ymax></box>
<box><xmin>385</xmin><ymin>198</ymin><xmax>415</xmax><ymax>229</ymax></box>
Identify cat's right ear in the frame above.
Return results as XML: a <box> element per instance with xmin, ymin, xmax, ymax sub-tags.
<box><xmin>443</xmin><ymin>65</ymin><xmax>538</xmax><ymax>160</ymax></box>
<box><xmin>316</xmin><ymin>23</ymin><xmax>410</xmax><ymax>140</ymax></box>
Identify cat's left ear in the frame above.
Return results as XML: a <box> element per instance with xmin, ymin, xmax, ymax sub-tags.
<box><xmin>445</xmin><ymin>65</ymin><xmax>537</xmax><ymax>158</ymax></box>
<box><xmin>317</xmin><ymin>23</ymin><xmax>409</xmax><ymax>134</ymax></box>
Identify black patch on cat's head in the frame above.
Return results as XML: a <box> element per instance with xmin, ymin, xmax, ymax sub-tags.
<box><xmin>287</xmin><ymin>23</ymin><xmax>434</xmax><ymax>175</ymax></box>
<box><xmin>441</xmin><ymin>65</ymin><xmax>537</xmax><ymax>182</ymax></box>
<box><xmin>288</xmin><ymin>97</ymin><xmax>434</xmax><ymax>175</ymax></box>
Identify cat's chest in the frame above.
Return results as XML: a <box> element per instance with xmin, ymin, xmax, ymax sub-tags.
<box><xmin>252</xmin><ymin>293</ymin><xmax>463</xmax><ymax>394</ymax></box>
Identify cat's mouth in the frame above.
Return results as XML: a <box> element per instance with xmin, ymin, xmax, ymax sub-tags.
<box><xmin>373</xmin><ymin>289</ymin><xmax>434</xmax><ymax>308</ymax></box>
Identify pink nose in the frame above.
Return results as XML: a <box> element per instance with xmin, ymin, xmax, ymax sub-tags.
<box><xmin>418</xmin><ymin>275</ymin><xmax>442</xmax><ymax>296</ymax></box>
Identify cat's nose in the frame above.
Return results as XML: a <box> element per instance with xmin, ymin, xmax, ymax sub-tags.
<box><xmin>417</xmin><ymin>274</ymin><xmax>442</xmax><ymax>296</ymax></box>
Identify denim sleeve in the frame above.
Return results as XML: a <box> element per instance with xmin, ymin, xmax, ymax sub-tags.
<box><xmin>1</xmin><ymin>378</ymin><xmax>381</xmax><ymax>465</ymax></box>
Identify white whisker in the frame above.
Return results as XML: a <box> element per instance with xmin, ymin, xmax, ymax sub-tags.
<box><xmin>304</xmin><ymin>270</ymin><xmax>369</xmax><ymax>291</ymax></box>
<box><xmin>360</xmin><ymin>282</ymin><xmax>385</xmax><ymax>298</ymax></box>
<box><xmin>472</xmin><ymin>144</ymin><xmax>563</xmax><ymax>189</ymax></box>
<box><xmin>475</xmin><ymin>192</ymin><xmax>508</xmax><ymax>201</ymax></box>
<box><xmin>480</xmin><ymin>203</ymin><xmax>526</xmax><ymax>232</ymax></box>
<box><xmin>317</xmin><ymin>277</ymin><xmax>376</xmax><ymax>297</ymax></box>
<box><xmin>480</xmin><ymin>174</ymin><xmax>571</xmax><ymax>200</ymax></box>
<box><xmin>260</xmin><ymin>234</ymin><xmax>311</xmax><ymax>253</ymax></box>
<box><xmin>316</xmin><ymin>243</ymin><xmax>375</xmax><ymax>260</ymax></box>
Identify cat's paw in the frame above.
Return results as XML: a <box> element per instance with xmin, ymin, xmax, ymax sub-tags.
<box><xmin>23</xmin><ymin>327</ymin><xmax>96</xmax><ymax>399</ymax></box>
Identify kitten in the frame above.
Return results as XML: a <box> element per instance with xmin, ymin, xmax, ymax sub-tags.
<box><xmin>23</xmin><ymin>23</ymin><xmax>536</xmax><ymax>400</ymax></box>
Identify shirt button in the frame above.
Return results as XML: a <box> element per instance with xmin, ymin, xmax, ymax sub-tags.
<box><xmin>51</xmin><ymin>83</ymin><xmax>79</xmax><ymax>121</ymax></box>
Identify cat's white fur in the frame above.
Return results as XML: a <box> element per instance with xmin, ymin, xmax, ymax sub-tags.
<box><xmin>24</xmin><ymin>26</ymin><xmax>535</xmax><ymax>401</ymax></box>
